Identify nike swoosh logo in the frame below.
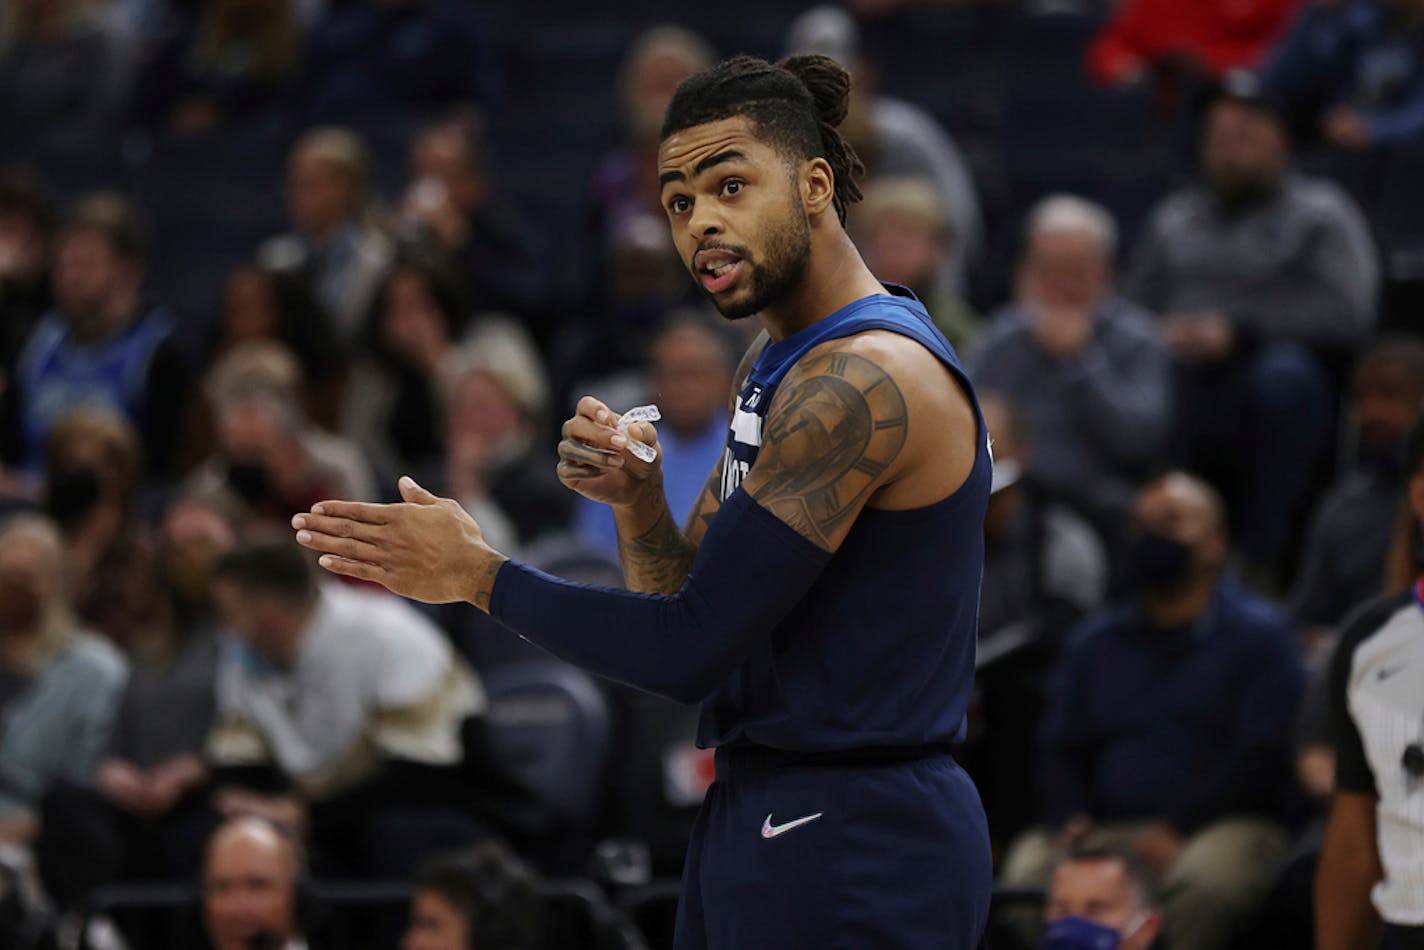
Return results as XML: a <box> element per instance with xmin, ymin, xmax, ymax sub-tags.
<box><xmin>761</xmin><ymin>812</ymin><xmax>823</xmax><ymax>839</ymax></box>
<box><xmin>1377</xmin><ymin>664</ymin><xmax>1407</xmax><ymax>682</ymax></box>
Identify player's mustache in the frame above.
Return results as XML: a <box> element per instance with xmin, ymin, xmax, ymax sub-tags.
<box><xmin>695</xmin><ymin>240</ymin><xmax>754</xmax><ymax>261</ymax></box>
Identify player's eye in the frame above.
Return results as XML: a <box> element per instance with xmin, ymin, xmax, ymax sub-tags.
<box><xmin>668</xmin><ymin>194</ymin><xmax>691</xmax><ymax>215</ymax></box>
<box><xmin>720</xmin><ymin>179</ymin><xmax>744</xmax><ymax>198</ymax></box>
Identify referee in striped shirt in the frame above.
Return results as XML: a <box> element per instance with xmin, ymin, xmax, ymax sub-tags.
<box><xmin>1317</xmin><ymin>415</ymin><xmax>1424</xmax><ymax>950</ymax></box>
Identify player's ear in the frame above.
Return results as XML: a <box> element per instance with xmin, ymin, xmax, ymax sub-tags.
<box><xmin>800</xmin><ymin>157</ymin><xmax>835</xmax><ymax>218</ymax></box>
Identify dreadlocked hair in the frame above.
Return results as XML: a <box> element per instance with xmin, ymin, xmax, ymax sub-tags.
<box><xmin>660</xmin><ymin>53</ymin><xmax>866</xmax><ymax>225</ymax></box>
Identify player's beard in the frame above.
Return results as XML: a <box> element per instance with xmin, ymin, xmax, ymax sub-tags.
<box><xmin>704</xmin><ymin>200</ymin><xmax>812</xmax><ymax>321</ymax></box>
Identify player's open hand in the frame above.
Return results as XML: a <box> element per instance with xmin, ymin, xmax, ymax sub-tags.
<box><xmin>292</xmin><ymin>476</ymin><xmax>506</xmax><ymax>607</ymax></box>
<box><xmin>557</xmin><ymin>396</ymin><xmax>662</xmax><ymax>508</ymax></box>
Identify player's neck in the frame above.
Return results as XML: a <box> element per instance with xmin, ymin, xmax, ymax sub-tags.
<box><xmin>759</xmin><ymin>229</ymin><xmax>886</xmax><ymax>341</ymax></box>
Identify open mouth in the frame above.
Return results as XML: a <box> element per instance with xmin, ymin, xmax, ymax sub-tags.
<box><xmin>695</xmin><ymin>249</ymin><xmax>743</xmax><ymax>294</ymax></box>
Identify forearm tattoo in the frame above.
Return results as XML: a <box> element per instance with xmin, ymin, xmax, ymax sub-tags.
<box><xmin>618</xmin><ymin>503</ymin><xmax>698</xmax><ymax>595</ymax></box>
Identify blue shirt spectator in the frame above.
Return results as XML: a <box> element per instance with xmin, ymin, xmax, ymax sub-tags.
<box><xmin>573</xmin><ymin>318</ymin><xmax>735</xmax><ymax>561</ymax></box>
<box><xmin>999</xmin><ymin>472</ymin><xmax>1303</xmax><ymax>950</ymax></box>
<box><xmin>1042</xmin><ymin>577</ymin><xmax>1302</xmax><ymax>830</ymax></box>
<box><xmin>1264</xmin><ymin>0</ymin><xmax>1424</xmax><ymax>148</ymax></box>
<box><xmin>0</xmin><ymin>194</ymin><xmax>193</xmax><ymax>480</ymax></box>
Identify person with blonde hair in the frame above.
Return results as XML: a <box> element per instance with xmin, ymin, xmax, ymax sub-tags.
<box><xmin>0</xmin><ymin>513</ymin><xmax>128</xmax><ymax>847</ymax></box>
<box><xmin>259</xmin><ymin>126</ymin><xmax>393</xmax><ymax>345</ymax></box>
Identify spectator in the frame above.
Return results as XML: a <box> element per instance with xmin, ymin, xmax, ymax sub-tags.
<box><xmin>973</xmin><ymin>392</ymin><xmax>1109</xmax><ymax>845</ymax></box>
<box><xmin>0</xmin><ymin>0</ymin><xmax>131</xmax><ymax>182</ymax></box>
<box><xmin>1314</xmin><ymin>412</ymin><xmax>1424</xmax><ymax>950</ymax></box>
<box><xmin>1124</xmin><ymin>74</ymin><xmax>1379</xmax><ymax>575</ymax></box>
<box><xmin>587</xmin><ymin>26</ymin><xmax>716</xmax><ymax>264</ymax></box>
<box><xmin>1291</xmin><ymin>338</ymin><xmax>1424</xmax><ymax>634</ymax></box>
<box><xmin>1087</xmin><ymin>0</ymin><xmax>1301</xmax><ymax>90</ymax></box>
<box><xmin>258</xmin><ymin>127</ymin><xmax>394</xmax><ymax>346</ymax></box>
<box><xmin>971</xmin><ymin>195</ymin><xmax>1173</xmax><ymax>536</ymax></box>
<box><xmin>202</xmin><ymin>815</ymin><xmax>312</xmax><ymax>950</ymax></box>
<box><xmin>553</xmin><ymin>214</ymin><xmax>703</xmax><ymax>406</ymax></box>
<box><xmin>786</xmin><ymin>5</ymin><xmax>983</xmax><ymax>291</ymax></box>
<box><xmin>0</xmin><ymin>171</ymin><xmax>52</xmax><ymax>381</ymax></box>
<box><xmin>43</xmin><ymin>407</ymin><xmax>166</xmax><ymax>650</ymax></box>
<box><xmin>1041</xmin><ymin>841</ymin><xmax>1163</xmax><ymax>950</ymax></box>
<box><xmin>36</xmin><ymin>489</ymin><xmax>236</xmax><ymax>906</ymax></box>
<box><xmin>397</xmin><ymin>116</ymin><xmax>547</xmax><ymax>325</ymax></box>
<box><xmin>999</xmin><ymin>472</ymin><xmax>1303</xmax><ymax>950</ymax></box>
<box><xmin>402</xmin><ymin>842</ymin><xmax>543</xmax><ymax>950</ymax></box>
<box><xmin>201</xmin><ymin>340</ymin><xmax>375</xmax><ymax>505</ymax></box>
<box><xmin>433</xmin><ymin>326</ymin><xmax>572</xmax><ymax>550</ymax></box>
<box><xmin>135</xmin><ymin>0</ymin><xmax>303</xmax><ymax>136</ymax></box>
<box><xmin>852</xmin><ymin>177</ymin><xmax>978</xmax><ymax>351</ymax></box>
<box><xmin>573</xmin><ymin>317</ymin><xmax>734</xmax><ymax>560</ymax></box>
<box><xmin>300</xmin><ymin>0</ymin><xmax>500</xmax><ymax>124</ymax></box>
<box><xmin>0</xmin><ymin>514</ymin><xmax>128</xmax><ymax>847</ymax></box>
<box><xmin>189</xmin><ymin>355</ymin><xmax>376</xmax><ymax>527</ymax></box>
<box><xmin>0</xmin><ymin>192</ymin><xmax>195</xmax><ymax>480</ymax></box>
<box><xmin>341</xmin><ymin>246</ymin><xmax>476</xmax><ymax>481</ymax></box>
<box><xmin>0</xmin><ymin>172</ymin><xmax>52</xmax><ymax>506</ymax></box>
<box><xmin>207</xmin><ymin>539</ymin><xmax>488</xmax><ymax>876</ymax></box>
<box><xmin>1265</xmin><ymin>0</ymin><xmax>1424</xmax><ymax>150</ymax></box>
<box><xmin>978</xmin><ymin>390</ymin><xmax>1109</xmax><ymax>647</ymax></box>
<box><xmin>212</xmin><ymin>263</ymin><xmax>345</xmax><ymax>429</ymax></box>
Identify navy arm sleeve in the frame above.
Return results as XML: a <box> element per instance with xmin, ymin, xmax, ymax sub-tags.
<box><xmin>489</xmin><ymin>488</ymin><xmax>831</xmax><ymax>705</ymax></box>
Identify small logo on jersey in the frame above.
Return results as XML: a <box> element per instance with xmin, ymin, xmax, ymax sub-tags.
<box><xmin>1377</xmin><ymin>663</ymin><xmax>1407</xmax><ymax>682</ymax></box>
<box><xmin>745</xmin><ymin>386</ymin><xmax>763</xmax><ymax>409</ymax></box>
<box><xmin>761</xmin><ymin>812</ymin><xmax>823</xmax><ymax>839</ymax></box>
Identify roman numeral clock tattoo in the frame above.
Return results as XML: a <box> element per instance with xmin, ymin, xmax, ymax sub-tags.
<box><xmin>750</xmin><ymin>349</ymin><xmax>909</xmax><ymax>549</ymax></box>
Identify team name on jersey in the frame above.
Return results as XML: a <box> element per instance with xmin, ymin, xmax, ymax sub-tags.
<box><xmin>720</xmin><ymin>383</ymin><xmax>767</xmax><ymax>501</ymax></box>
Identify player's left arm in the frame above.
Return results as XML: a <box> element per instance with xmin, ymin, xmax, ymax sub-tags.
<box><xmin>742</xmin><ymin>342</ymin><xmax>911</xmax><ymax>552</ymax></box>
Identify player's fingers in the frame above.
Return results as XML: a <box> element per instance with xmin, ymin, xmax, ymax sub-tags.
<box><xmin>575</xmin><ymin>395</ymin><xmax>614</xmax><ymax>423</ymax></box>
<box><xmin>562</xmin><ymin>414</ymin><xmax>621</xmax><ymax>448</ymax></box>
<box><xmin>558</xmin><ymin>438</ymin><xmax>623</xmax><ymax>469</ymax></box>
<box><xmin>315</xmin><ymin>554</ymin><xmax>389</xmax><ymax>585</ymax></box>
<box><xmin>627</xmin><ymin>421</ymin><xmax>660</xmax><ymax>449</ymax></box>
<box><xmin>294</xmin><ymin>529</ymin><xmax>384</xmax><ymax>564</ymax></box>
<box><xmin>398</xmin><ymin>475</ymin><xmax>440</xmax><ymax>505</ymax></box>
<box><xmin>291</xmin><ymin>512</ymin><xmax>383</xmax><ymax>543</ymax></box>
<box><xmin>556</xmin><ymin>460</ymin><xmax>602</xmax><ymax>481</ymax></box>
<box><xmin>309</xmin><ymin>499</ymin><xmax>391</xmax><ymax>523</ymax></box>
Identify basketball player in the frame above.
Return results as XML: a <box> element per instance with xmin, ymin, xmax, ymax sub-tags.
<box><xmin>293</xmin><ymin>54</ymin><xmax>992</xmax><ymax>948</ymax></box>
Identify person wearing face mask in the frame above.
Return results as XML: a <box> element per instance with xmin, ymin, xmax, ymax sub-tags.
<box><xmin>999</xmin><ymin>472</ymin><xmax>1304</xmax><ymax>950</ymax></box>
<box><xmin>43</xmin><ymin>406</ymin><xmax>166</xmax><ymax>651</ymax></box>
<box><xmin>1124</xmin><ymin>71</ymin><xmax>1379</xmax><ymax>584</ymax></box>
<box><xmin>1040</xmin><ymin>843</ymin><xmax>1163</xmax><ymax>950</ymax></box>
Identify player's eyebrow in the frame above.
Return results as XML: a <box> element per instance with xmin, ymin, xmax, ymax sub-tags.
<box><xmin>659</xmin><ymin>149</ymin><xmax>748</xmax><ymax>188</ymax></box>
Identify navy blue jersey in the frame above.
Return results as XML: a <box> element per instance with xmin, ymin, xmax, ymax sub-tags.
<box><xmin>698</xmin><ymin>286</ymin><xmax>990</xmax><ymax>753</ymax></box>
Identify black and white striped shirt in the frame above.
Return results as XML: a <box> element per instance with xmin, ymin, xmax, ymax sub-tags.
<box><xmin>1332</xmin><ymin>592</ymin><xmax>1424</xmax><ymax>925</ymax></box>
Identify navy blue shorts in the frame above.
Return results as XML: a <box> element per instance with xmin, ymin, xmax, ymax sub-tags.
<box><xmin>672</xmin><ymin>746</ymin><xmax>992</xmax><ymax>949</ymax></box>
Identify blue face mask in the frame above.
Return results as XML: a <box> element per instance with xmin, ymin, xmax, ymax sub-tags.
<box><xmin>1041</xmin><ymin>916</ymin><xmax>1122</xmax><ymax>950</ymax></box>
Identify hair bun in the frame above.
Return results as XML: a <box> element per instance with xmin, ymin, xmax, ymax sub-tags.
<box><xmin>778</xmin><ymin>53</ymin><xmax>853</xmax><ymax>128</ymax></box>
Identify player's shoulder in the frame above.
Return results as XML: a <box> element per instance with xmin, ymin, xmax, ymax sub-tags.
<box><xmin>795</xmin><ymin>327</ymin><xmax>941</xmax><ymax>383</ymax></box>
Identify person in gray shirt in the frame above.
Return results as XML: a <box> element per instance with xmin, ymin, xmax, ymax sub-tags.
<box><xmin>1124</xmin><ymin>72</ymin><xmax>1381</xmax><ymax>580</ymax></box>
<box><xmin>970</xmin><ymin>194</ymin><xmax>1173</xmax><ymax>537</ymax></box>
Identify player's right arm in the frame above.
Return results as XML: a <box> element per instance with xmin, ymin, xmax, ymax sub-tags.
<box><xmin>556</xmin><ymin>331</ymin><xmax>767</xmax><ymax>594</ymax></box>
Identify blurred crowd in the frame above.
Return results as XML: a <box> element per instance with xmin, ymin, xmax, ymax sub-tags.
<box><xmin>2</xmin><ymin>0</ymin><xmax>1424</xmax><ymax>947</ymax></box>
